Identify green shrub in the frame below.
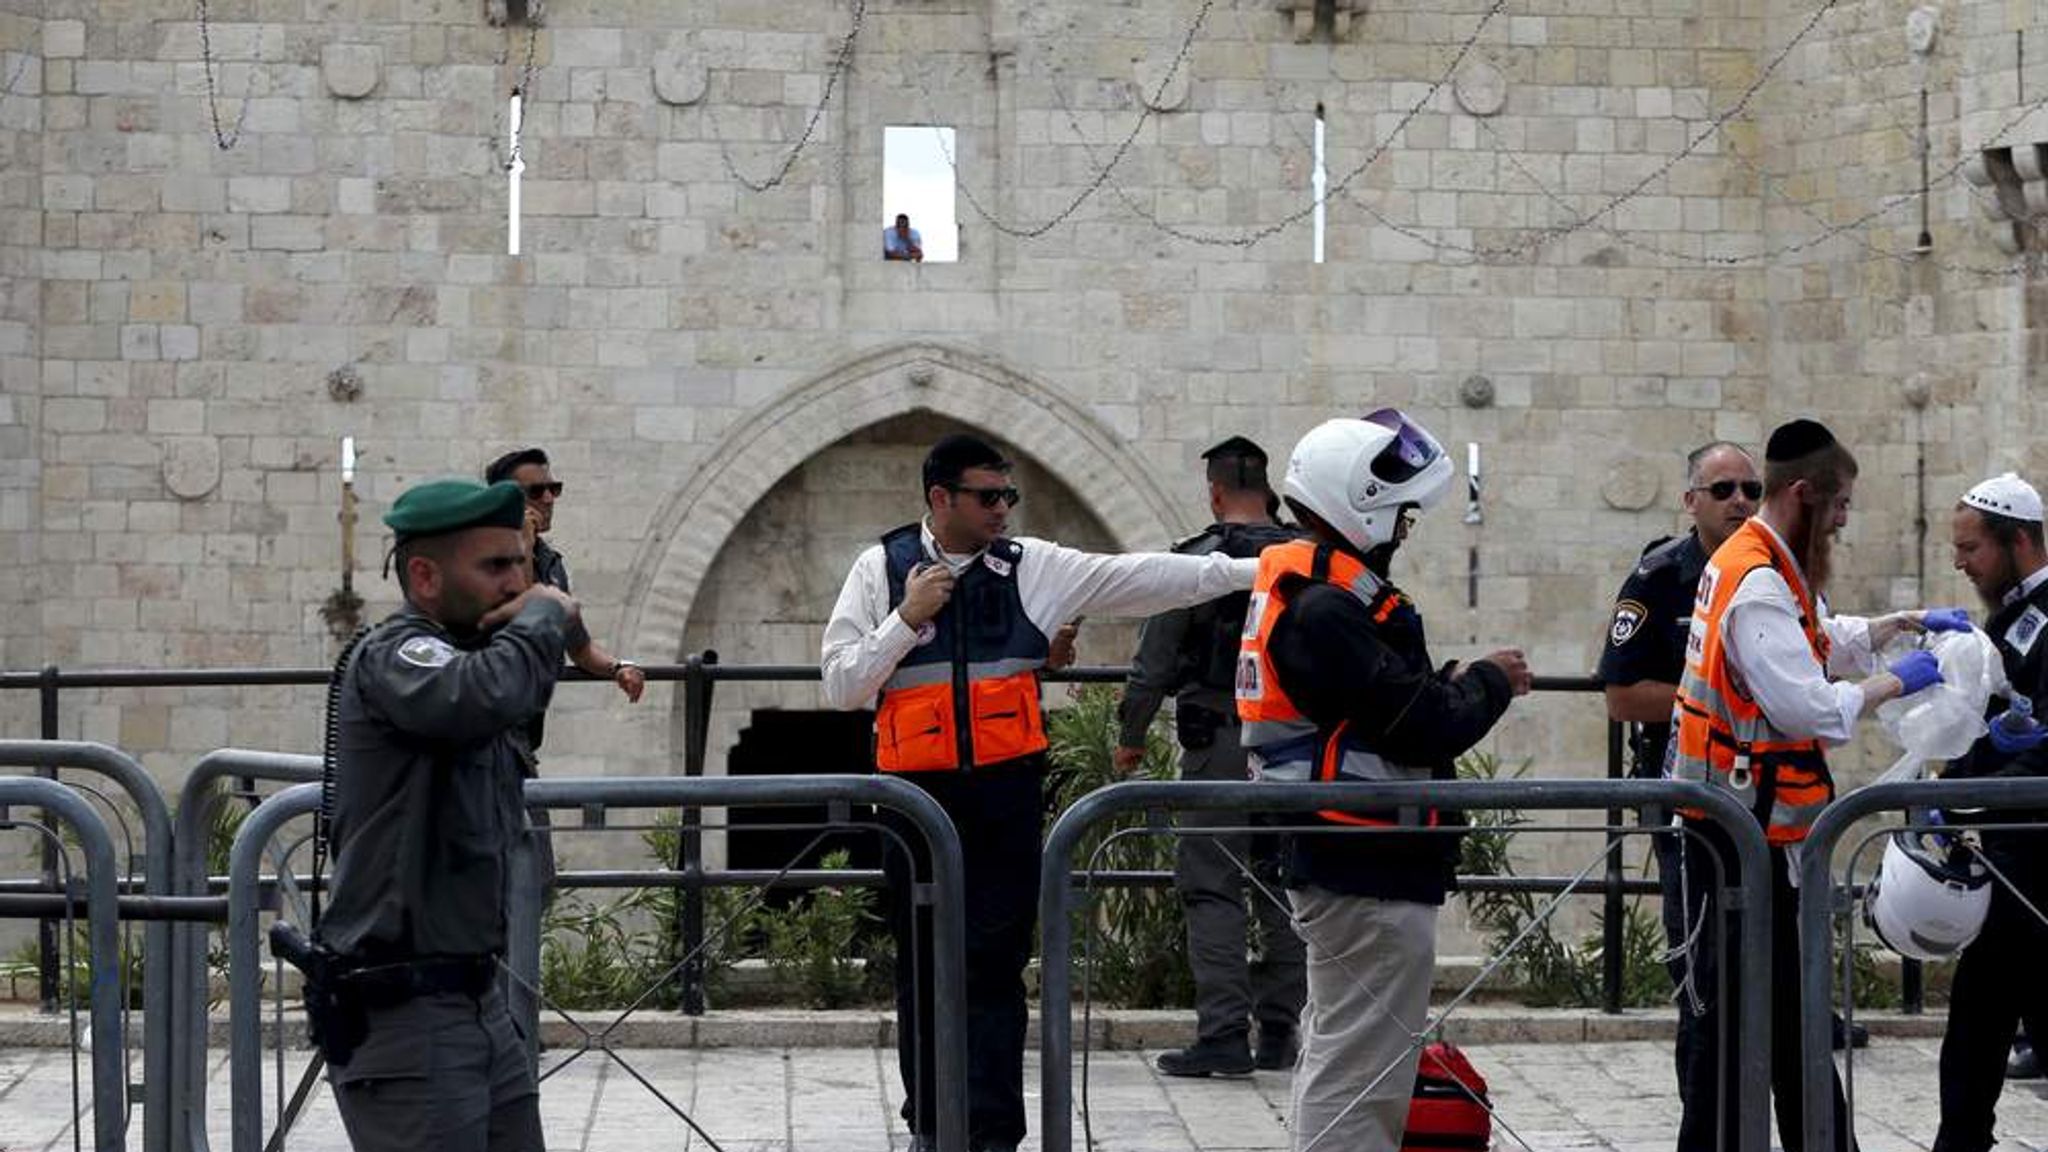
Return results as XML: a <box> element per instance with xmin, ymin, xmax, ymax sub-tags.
<box><xmin>1045</xmin><ymin>684</ymin><xmax>1194</xmax><ymax>1009</ymax></box>
<box><xmin>1455</xmin><ymin>751</ymin><xmax>1667</xmax><ymax>1008</ymax></box>
<box><xmin>760</xmin><ymin>849</ymin><xmax>882</xmax><ymax>1008</ymax></box>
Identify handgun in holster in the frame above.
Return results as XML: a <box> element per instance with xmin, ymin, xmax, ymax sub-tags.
<box><xmin>269</xmin><ymin>920</ymin><xmax>367</xmax><ymax>1067</ymax></box>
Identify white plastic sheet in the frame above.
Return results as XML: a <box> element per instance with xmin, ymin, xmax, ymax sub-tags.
<box><xmin>1871</xmin><ymin>628</ymin><xmax>2008</xmax><ymax>786</ymax></box>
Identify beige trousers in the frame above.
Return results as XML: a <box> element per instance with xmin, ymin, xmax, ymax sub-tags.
<box><xmin>1285</xmin><ymin>887</ymin><xmax>1438</xmax><ymax>1152</ymax></box>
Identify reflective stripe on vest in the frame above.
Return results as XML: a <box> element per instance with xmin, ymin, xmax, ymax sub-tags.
<box><xmin>1234</xmin><ymin>538</ymin><xmax>1434</xmax><ymax>826</ymax></box>
<box><xmin>1670</xmin><ymin>519</ymin><xmax>1833</xmax><ymax>843</ymax></box>
<box><xmin>874</xmin><ymin>525</ymin><xmax>1049</xmax><ymax>773</ymax></box>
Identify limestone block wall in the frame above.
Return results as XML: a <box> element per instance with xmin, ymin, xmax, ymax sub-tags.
<box><xmin>0</xmin><ymin>0</ymin><xmax>2042</xmax><ymax>956</ymax></box>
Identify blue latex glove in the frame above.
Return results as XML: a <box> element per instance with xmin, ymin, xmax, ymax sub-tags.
<box><xmin>1920</xmin><ymin>607</ymin><xmax>1973</xmax><ymax>633</ymax></box>
<box><xmin>1888</xmin><ymin>649</ymin><xmax>1943</xmax><ymax>695</ymax></box>
<box><xmin>1990</xmin><ymin>718</ymin><xmax>2048</xmax><ymax>755</ymax></box>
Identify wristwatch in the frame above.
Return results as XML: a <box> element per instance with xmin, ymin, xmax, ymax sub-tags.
<box><xmin>608</xmin><ymin>659</ymin><xmax>638</xmax><ymax>679</ymax></box>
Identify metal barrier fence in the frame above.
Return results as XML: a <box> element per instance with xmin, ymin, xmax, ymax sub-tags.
<box><xmin>1038</xmin><ymin>778</ymin><xmax>1779</xmax><ymax>1152</ymax></box>
<box><xmin>0</xmin><ymin>740</ymin><xmax>175</xmax><ymax>1152</ymax></box>
<box><xmin>1796</xmin><ymin>776</ymin><xmax>2048</xmax><ymax>1152</ymax></box>
<box><xmin>1</xmin><ymin>660</ymin><xmax>1650</xmax><ymax>1014</ymax></box>
<box><xmin>171</xmin><ymin>750</ymin><xmax>321</xmax><ymax>1152</ymax></box>
<box><xmin>0</xmin><ymin>774</ymin><xmax>127</xmax><ymax>1152</ymax></box>
<box><xmin>222</xmin><ymin>773</ymin><xmax>974</xmax><ymax>1152</ymax></box>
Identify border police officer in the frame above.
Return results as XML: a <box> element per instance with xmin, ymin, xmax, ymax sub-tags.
<box><xmin>1116</xmin><ymin>436</ymin><xmax>1307</xmax><ymax>1077</ymax></box>
<box><xmin>318</xmin><ymin>477</ymin><xmax>577</xmax><ymax>1152</ymax></box>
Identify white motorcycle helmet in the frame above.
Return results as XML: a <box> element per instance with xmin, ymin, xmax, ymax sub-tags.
<box><xmin>1864</xmin><ymin>827</ymin><xmax>1990</xmax><ymax>962</ymax></box>
<box><xmin>1283</xmin><ymin>409</ymin><xmax>1455</xmax><ymax>554</ymax></box>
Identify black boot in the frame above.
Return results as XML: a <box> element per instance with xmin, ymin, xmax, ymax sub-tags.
<box><xmin>2011</xmin><ymin>1041</ymin><xmax>2042</xmax><ymax>1080</ymax></box>
<box><xmin>1829</xmin><ymin>1014</ymin><xmax>1869</xmax><ymax>1051</ymax></box>
<box><xmin>1156</xmin><ymin>1036</ymin><xmax>1254</xmax><ymax>1077</ymax></box>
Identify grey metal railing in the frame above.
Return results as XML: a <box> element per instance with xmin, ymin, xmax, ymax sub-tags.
<box><xmin>1796</xmin><ymin>777</ymin><xmax>2048</xmax><ymax>1152</ymax></box>
<box><xmin>0</xmin><ymin>740</ymin><xmax>174</xmax><ymax>1152</ymax></box>
<box><xmin>226</xmin><ymin>774</ymin><xmax>973</xmax><ymax>1152</ymax></box>
<box><xmin>1039</xmin><ymin>778</ymin><xmax>1777</xmax><ymax>1152</ymax></box>
<box><xmin>0</xmin><ymin>775</ymin><xmax>128</xmax><ymax>1152</ymax></box>
<box><xmin>170</xmin><ymin>749</ymin><xmax>321</xmax><ymax>1152</ymax></box>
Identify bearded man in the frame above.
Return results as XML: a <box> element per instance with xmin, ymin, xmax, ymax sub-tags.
<box><xmin>1664</xmin><ymin>418</ymin><xmax>1966</xmax><ymax>1152</ymax></box>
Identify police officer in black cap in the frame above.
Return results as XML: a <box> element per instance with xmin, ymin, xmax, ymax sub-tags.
<box><xmin>1116</xmin><ymin>436</ymin><xmax>1307</xmax><ymax>1076</ymax></box>
<box><xmin>318</xmin><ymin>477</ymin><xmax>577</xmax><ymax>1152</ymax></box>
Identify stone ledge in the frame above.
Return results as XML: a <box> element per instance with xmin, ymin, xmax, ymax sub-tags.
<box><xmin>0</xmin><ymin>1003</ymin><xmax>1951</xmax><ymax>1051</ymax></box>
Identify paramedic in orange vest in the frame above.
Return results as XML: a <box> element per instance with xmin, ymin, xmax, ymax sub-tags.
<box><xmin>821</xmin><ymin>432</ymin><xmax>1259</xmax><ymax>1152</ymax></box>
<box><xmin>1236</xmin><ymin>411</ymin><xmax>1531</xmax><ymax>1152</ymax></box>
<box><xmin>1667</xmin><ymin>418</ymin><xmax>1963</xmax><ymax>1152</ymax></box>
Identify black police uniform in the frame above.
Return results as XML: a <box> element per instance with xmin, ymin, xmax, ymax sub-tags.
<box><xmin>1118</xmin><ymin>521</ymin><xmax>1306</xmax><ymax>1059</ymax></box>
<box><xmin>1594</xmin><ymin>532</ymin><xmax>1706</xmax><ymax>780</ymax></box>
<box><xmin>1595</xmin><ymin>532</ymin><xmax>1717</xmax><ymax>1123</ymax></box>
<box><xmin>317</xmin><ymin>481</ymin><xmax>567</xmax><ymax>1152</ymax></box>
<box><xmin>1935</xmin><ymin>574</ymin><xmax>2048</xmax><ymax>1152</ymax></box>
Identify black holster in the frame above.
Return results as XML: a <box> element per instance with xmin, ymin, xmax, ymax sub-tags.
<box><xmin>269</xmin><ymin>921</ymin><xmax>367</xmax><ymax>1068</ymax></box>
<box><xmin>1176</xmin><ymin>704</ymin><xmax>1226</xmax><ymax>751</ymax></box>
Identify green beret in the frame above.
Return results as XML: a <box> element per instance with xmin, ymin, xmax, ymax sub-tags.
<box><xmin>383</xmin><ymin>478</ymin><xmax>527</xmax><ymax>540</ymax></box>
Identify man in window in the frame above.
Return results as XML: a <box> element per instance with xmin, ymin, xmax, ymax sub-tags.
<box><xmin>884</xmin><ymin>213</ymin><xmax>924</xmax><ymax>262</ymax></box>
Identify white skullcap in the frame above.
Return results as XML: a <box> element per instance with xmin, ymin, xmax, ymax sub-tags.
<box><xmin>1963</xmin><ymin>472</ymin><xmax>2044</xmax><ymax>523</ymax></box>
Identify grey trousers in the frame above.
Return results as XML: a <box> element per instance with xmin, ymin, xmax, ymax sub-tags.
<box><xmin>331</xmin><ymin>988</ymin><xmax>544</xmax><ymax>1152</ymax></box>
<box><xmin>1286</xmin><ymin>887</ymin><xmax>1436</xmax><ymax>1152</ymax></box>
<box><xmin>1176</xmin><ymin>739</ymin><xmax>1306</xmax><ymax>1044</ymax></box>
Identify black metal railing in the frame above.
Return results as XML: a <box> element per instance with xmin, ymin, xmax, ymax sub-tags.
<box><xmin>3</xmin><ymin>660</ymin><xmax>1663</xmax><ymax>1016</ymax></box>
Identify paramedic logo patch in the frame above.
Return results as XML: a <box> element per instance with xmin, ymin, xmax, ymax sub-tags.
<box><xmin>915</xmin><ymin>621</ymin><xmax>938</xmax><ymax>647</ymax></box>
<box><xmin>1609</xmin><ymin>600</ymin><xmax>1648</xmax><ymax>647</ymax></box>
<box><xmin>1235</xmin><ymin>653</ymin><xmax>1264</xmax><ymax>699</ymax></box>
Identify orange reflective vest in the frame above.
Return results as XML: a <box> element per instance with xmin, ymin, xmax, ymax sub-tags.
<box><xmin>873</xmin><ymin>525</ymin><xmax>1049</xmax><ymax>773</ymax></box>
<box><xmin>1235</xmin><ymin>538</ymin><xmax>1435</xmax><ymax>826</ymax></box>
<box><xmin>1671</xmin><ymin>519</ymin><xmax>1834</xmax><ymax>843</ymax></box>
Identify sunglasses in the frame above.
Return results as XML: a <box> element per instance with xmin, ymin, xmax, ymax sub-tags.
<box><xmin>948</xmin><ymin>483</ymin><xmax>1021</xmax><ymax>510</ymax></box>
<box><xmin>524</xmin><ymin>481</ymin><xmax>564</xmax><ymax>500</ymax></box>
<box><xmin>1691</xmin><ymin>480</ymin><xmax>1762</xmax><ymax>501</ymax></box>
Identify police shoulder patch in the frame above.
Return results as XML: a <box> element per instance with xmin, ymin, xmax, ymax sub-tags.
<box><xmin>396</xmin><ymin>635</ymin><xmax>457</xmax><ymax>669</ymax></box>
<box><xmin>1609</xmin><ymin>600</ymin><xmax>1648</xmax><ymax>647</ymax></box>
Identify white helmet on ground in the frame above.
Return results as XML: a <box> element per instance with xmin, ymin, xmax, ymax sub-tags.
<box><xmin>1864</xmin><ymin>828</ymin><xmax>1990</xmax><ymax>962</ymax></box>
<box><xmin>1282</xmin><ymin>409</ymin><xmax>1454</xmax><ymax>554</ymax></box>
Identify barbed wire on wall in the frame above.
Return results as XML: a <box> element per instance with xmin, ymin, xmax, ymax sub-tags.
<box><xmin>195</xmin><ymin>0</ymin><xmax>252</xmax><ymax>151</ymax></box>
<box><xmin>919</xmin><ymin>0</ymin><xmax>1220</xmax><ymax>240</ymax></box>
<box><xmin>1011</xmin><ymin>0</ymin><xmax>2041</xmax><ymax>276</ymax></box>
<box><xmin>485</xmin><ymin>22</ymin><xmax>543</xmax><ymax>174</ymax></box>
<box><xmin>713</xmin><ymin>0</ymin><xmax>868</xmax><ymax>193</ymax></box>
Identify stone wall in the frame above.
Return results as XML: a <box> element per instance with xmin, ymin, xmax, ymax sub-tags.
<box><xmin>2</xmin><ymin>0</ymin><xmax>2043</xmax><ymax>951</ymax></box>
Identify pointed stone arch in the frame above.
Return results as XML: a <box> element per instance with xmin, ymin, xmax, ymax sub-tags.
<box><xmin>617</xmin><ymin>342</ymin><xmax>1186</xmax><ymax>661</ymax></box>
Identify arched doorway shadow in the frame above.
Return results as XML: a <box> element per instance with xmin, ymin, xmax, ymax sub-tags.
<box><xmin>616</xmin><ymin>342</ymin><xmax>1186</xmax><ymax>662</ymax></box>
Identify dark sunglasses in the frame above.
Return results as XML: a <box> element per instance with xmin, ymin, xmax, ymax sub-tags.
<box><xmin>1691</xmin><ymin>479</ymin><xmax>1762</xmax><ymax>501</ymax></box>
<box><xmin>948</xmin><ymin>483</ymin><xmax>1021</xmax><ymax>510</ymax></box>
<box><xmin>524</xmin><ymin>481</ymin><xmax>564</xmax><ymax>500</ymax></box>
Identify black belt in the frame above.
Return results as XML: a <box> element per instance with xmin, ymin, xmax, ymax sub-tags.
<box><xmin>342</xmin><ymin>954</ymin><xmax>496</xmax><ymax>1007</ymax></box>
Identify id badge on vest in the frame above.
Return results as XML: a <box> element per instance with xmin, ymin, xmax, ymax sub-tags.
<box><xmin>2007</xmin><ymin>604</ymin><xmax>2046</xmax><ymax>658</ymax></box>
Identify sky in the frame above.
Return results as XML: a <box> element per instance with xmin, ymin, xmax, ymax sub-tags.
<box><xmin>882</xmin><ymin>126</ymin><xmax>960</xmax><ymax>262</ymax></box>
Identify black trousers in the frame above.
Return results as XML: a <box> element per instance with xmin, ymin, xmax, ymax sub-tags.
<box><xmin>880</xmin><ymin>762</ymin><xmax>1044</xmax><ymax>1150</ymax></box>
<box><xmin>1935</xmin><ymin>854</ymin><xmax>2048</xmax><ymax>1152</ymax></box>
<box><xmin>1659</xmin><ymin>819</ymin><xmax>1854</xmax><ymax>1152</ymax></box>
<box><xmin>1175</xmin><ymin>738</ymin><xmax>1304</xmax><ymax>1046</ymax></box>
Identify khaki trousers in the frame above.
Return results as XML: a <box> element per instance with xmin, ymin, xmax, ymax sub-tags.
<box><xmin>1285</xmin><ymin>887</ymin><xmax>1437</xmax><ymax>1152</ymax></box>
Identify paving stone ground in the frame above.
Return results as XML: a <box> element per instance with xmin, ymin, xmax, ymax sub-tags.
<box><xmin>1</xmin><ymin>1036</ymin><xmax>2044</xmax><ymax>1152</ymax></box>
